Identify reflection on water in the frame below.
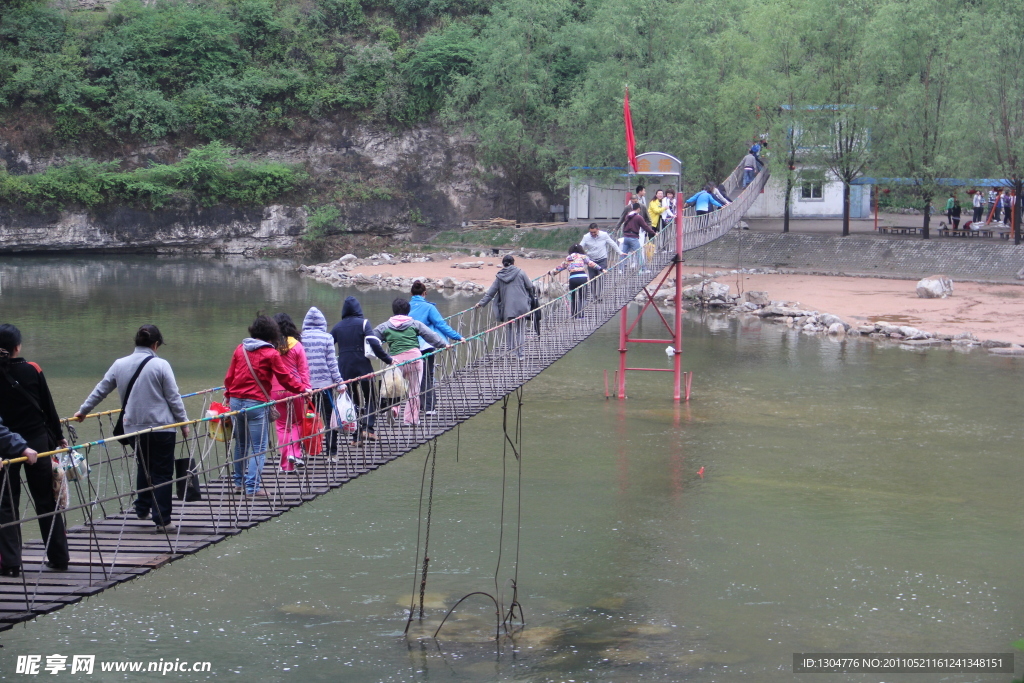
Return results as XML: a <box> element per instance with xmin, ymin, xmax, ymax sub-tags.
<box><xmin>0</xmin><ymin>256</ymin><xmax>1022</xmax><ymax>682</ymax></box>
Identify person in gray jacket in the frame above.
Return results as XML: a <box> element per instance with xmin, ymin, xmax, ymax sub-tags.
<box><xmin>476</xmin><ymin>255</ymin><xmax>536</xmax><ymax>358</ymax></box>
<box><xmin>75</xmin><ymin>325</ymin><xmax>189</xmax><ymax>533</ymax></box>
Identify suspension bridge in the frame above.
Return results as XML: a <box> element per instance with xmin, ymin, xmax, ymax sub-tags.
<box><xmin>0</xmin><ymin>158</ymin><xmax>768</xmax><ymax>634</ymax></box>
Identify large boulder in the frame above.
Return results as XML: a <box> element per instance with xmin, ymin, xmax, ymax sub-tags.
<box><xmin>706</xmin><ymin>281</ymin><xmax>730</xmax><ymax>299</ymax></box>
<box><xmin>916</xmin><ymin>275</ymin><xmax>953</xmax><ymax>299</ymax></box>
<box><xmin>742</xmin><ymin>291</ymin><xmax>771</xmax><ymax>306</ymax></box>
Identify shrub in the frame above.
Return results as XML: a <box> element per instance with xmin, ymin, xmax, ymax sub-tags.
<box><xmin>0</xmin><ymin>143</ymin><xmax>306</xmax><ymax>211</ymax></box>
<box><xmin>303</xmin><ymin>204</ymin><xmax>343</xmax><ymax>240</ymax></box>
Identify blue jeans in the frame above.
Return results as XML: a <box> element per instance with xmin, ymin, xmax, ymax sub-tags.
<box><xmin>230</xmin><ymin>397</ymin><xmax>270</xmax><ymax>494</ymax></box>
<box><xmin>743</xmin><ymin>168</ymin><xmax>755</xmax><ymax>188</ymax></box>
<box><xmin>622</xmin><ymin>237</ymin><xmax>642</xmax><ymax>268</ymax></box>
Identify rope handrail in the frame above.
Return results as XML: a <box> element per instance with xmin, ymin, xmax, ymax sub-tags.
<box><xmin>0</xmin><ymin>156</ymin><xmax>767</xmax><ymax>583</ymax></box>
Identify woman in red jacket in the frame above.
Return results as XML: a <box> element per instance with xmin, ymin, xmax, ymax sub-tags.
<box><xmin>223</xmin><ymin>315</ymin><xmax>306</xmax><ymax>497</ymax></box>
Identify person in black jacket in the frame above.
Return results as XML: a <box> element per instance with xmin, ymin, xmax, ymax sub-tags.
<box><xmin>0</xmin><ymin>324</ymin><xmax>70</xmax><ymax>576</ymax></box>
<box><xmin>330</xmin><ymin>297</ymin><xmax>393</xmax><ymax>445</ymax></box>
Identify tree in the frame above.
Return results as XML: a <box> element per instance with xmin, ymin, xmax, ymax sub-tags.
<box><xmin>800</xmin><ymin>0</ymin><xmax>878</xmax><ymax>236</ymax></box>
<box><xmin>446</xmin><ymin>0</ymin><xmax>573</xmax><ymax>223</ymax></box>
<box><xmin>969</xmin><ymin>0</ymin><xmax>1024</xmax><ymax>243</ymax></box>
<box><xmin>747</xmin><ymin>0</ymin><xmax>814</xmax><ymax>233</ymax></box>
<box><xmin>866</xmin><ymin>0</ymin><xmax>971</xmax><ymax>239</ymax></box>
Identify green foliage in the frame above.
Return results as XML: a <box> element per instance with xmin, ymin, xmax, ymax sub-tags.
<box><xmin>0</xmin><ymin>0</ymin><xmax>494</xmax><ymax>143</ymax></box>
<box><xmin>334</xmin><ymin>180</ymin><xmax>395</xmax><ymax>203</ymax></box>
<box><xmin>404</xmin><ymin>22</ymin><xmax>478</xmax><ymax>118</ymax></box>
<box><xmin>0</xmin><ymin>143</ymin><xmax>306</xmax><ymax>211</ymax></box>
<box><xmin>0</xmin><ymin>0</ymin><xmax>1012</xmax><ymax>223</ymax></box>
<box><xmin>303</xmin><ymin>204</ymin><xmax>344</xmax><ymax>240</ymax></box>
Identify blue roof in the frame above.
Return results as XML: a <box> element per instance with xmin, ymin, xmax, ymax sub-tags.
<box><xmin>852</xmin><ymin>177</ymin><xmax>1011</xmax><ymax>187</ymax></box>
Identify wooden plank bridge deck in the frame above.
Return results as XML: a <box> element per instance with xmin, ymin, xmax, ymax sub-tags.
<box><xmin>0</xmin><ymin>161</ymin><xmax>768</xmax><ymax>635</ymax></box>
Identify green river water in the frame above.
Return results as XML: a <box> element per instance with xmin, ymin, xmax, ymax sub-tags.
<box><xmin>0</xmin><ymin>255</ymin><xmax>1020</xmax><ymax>682</ymax></box>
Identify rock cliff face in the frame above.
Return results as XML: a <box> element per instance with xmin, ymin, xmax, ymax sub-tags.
<box><xmin>0</xmin><ymin>119</ymin><xmax>558</xmax><ymax>253</ymax></box>
<box><xmin>0</xmin><ymin>205</ymin><xmax>305</xmax><ymax>254</ymax></box>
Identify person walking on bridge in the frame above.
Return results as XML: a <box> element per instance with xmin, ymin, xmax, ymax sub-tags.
<box><xmin>76</xmin><ymin>324</ymin><xmax>189</xmax><ymax>533</ymax></box>
<box><xmin>685</xmin><ymin>187</ymin><xmax>724</xmax><ymax>215</ymax></box>
<box><xmin>476</xmin><ymin>255</ymin><xmax>536</xmax><ymax>359</ymax></box>
<box><xmin>410</xmin><ymin>281</ymin><xmax>463</xmax><ymax>417</ymax></box>
<box><xmin>224</xmin><ymin>315</ymin><xmax>306</xmax><ymax>498</ymax></box>
<box><xmin>742</xmin><ymin>150</ymin><xmax>759</xmax><ymax>188</ymax></box>
<box><xmin>621</xmin><ymin>203</ymin><xmax>655</xmax><ymax>266</ymax></box>
<box><xmin>0</xmin><ymin>415</ymin><xmax>40</xmax><ymax>572</ymax></box>
<box><xmin>302</xmin><ymin>307</ymin><xmax>343</xmax><ymax>457</ymax></box>
<box><xmin>271</xmin><ymin>313</ymin><xmax>311</xmax><ymax>472</ymax></box>
<box><xmin>581</xmin><ymin>223</ymin><xmax>619</xmax><ymax>300</ymax></box>
<box><xmin>375</xmin><ymin>299</ymin><xmax>447</xmax><ymax>425</ymax></box>
<box><xmin>647</xmin><ymin>189</ymin><xmax>668</xmax><ymax>232</ymax></box>
<box><xmin>0</xmin><ymin>324</ymin><xmax>70</xmax><ymax>574</ymax></box>
<box><xmin>615</xmin><ymin>185</ymin><xmax>647</xmax><ymax>230</ymax></box>
<box><xmin>331</xmin><ymin>297</ymin><xmax>392</xmax><ymax>447</ymax></box>
<box><xmin>549</xmin><ymin>245</ymin><xmax>605</xmax><ymax>318</ymax></box>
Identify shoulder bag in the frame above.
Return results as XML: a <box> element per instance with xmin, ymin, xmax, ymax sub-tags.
<box><xmin>363</xmin><ymin>320</ymin><xmax>379</xmax><ymax>359</ymax></box>
<box><xmin>113</xmin><ymin>355</ymin><xmax>156</xmax><ymax>437</ymax></box>
<box><xmin>242</xmin><ymin>348</ymin><xmax>281</xmax><ymax>422</ymax></box>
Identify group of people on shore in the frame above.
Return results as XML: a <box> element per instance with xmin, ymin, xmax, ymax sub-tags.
<box><xmin>945</xmin><ymin>188</ymin><xmax>1017</xmax><ymax>229</ymax></box>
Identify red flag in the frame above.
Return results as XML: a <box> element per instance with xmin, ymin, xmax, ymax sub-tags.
<box><xmin>624</xmin><ymin>87</ymin><xmax>638</xmax><ymax>172</ymax></box>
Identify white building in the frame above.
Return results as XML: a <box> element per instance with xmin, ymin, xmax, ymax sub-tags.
<box><xmin>744</xmin><ymin>170</ymin><xmax>871</xmax><ymax>219</ymax></box>
<box><xmin>569</xmin><ymin>168</ymin><xmax>872</xmax><ymax>222</ymax></box>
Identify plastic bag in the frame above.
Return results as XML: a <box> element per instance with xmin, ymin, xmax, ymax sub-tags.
<box><xmin>207</xmin><ymin>401</ymin><xmax>233</xmax><ymax>442</ymax></box>
<box><xmin>331</xmin><ymin>389</ymin><xmax>358</xmax><ymax>434</ymax></box>
<box><xmin>57</xmin><ymin>449</ymin><xmax>89</xmax><ymax>482</ymax></box>
<box><xmin>381</xmin><ymin>366</ymin><xmax>408</xmax><ymax>399</ymax></box>
<box><xmin>300</xmin><ymin>401</ymin><xmax>325</xmax><ymax>456</ymax></box>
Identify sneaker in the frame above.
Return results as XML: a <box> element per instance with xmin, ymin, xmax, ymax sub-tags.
<box><xmin>136</xmin><ymin>510</ymin><xmax>151</xmax><ymax>520</ymax></box>
<box><xmin>424</xmin><ymin>410</ymin><xmax>438</xmax><ymax>416</ymax></box>
<box><xmin>154</xmin><ymin>524</ymin><xmax>175</xmax><ymax>534</ymax></box>
<box><xmin>45</xmin><ymin>559</ymin><xmax>69</xmax><ymax>570</ymax></box>
<box><xmin>293</xmin><ymin>457</ymin><xmax>306</xmax><ymax>468</ymax></box>
<box><xmin>0</xmin><ymin>566</ymin><xmax>20</xmax><ymax>578</ymax></box>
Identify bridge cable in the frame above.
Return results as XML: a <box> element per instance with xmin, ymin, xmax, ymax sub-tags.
<box><xmin>404</xmin><ymin>438</ymin><xmax>438</xmax><ymax>633</ymax></box>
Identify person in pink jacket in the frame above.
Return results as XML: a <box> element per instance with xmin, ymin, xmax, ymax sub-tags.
<box><xmin>272</xmin><ymin>313</ymin><xmax>311</xmax><ymax>471</ymax></box>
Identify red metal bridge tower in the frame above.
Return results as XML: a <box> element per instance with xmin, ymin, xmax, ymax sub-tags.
<box><xmin>615</xmin><ymin>152</ymin><xmax>691</xmax><ymax>402</ymax></box>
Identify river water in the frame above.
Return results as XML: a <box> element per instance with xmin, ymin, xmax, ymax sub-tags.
<box><xmin>0</xmin><ymin>256</ymin><xmax>1020</xmax><ymax>682</ymax></box>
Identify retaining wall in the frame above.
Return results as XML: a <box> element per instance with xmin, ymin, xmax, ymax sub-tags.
<box><xmin>687</xmin><ymin>232</ymin><xmax>1024</xmax><ymax>280</ymax></box>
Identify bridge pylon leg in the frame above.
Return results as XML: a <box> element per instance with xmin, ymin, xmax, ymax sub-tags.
<box><xmin>616</xmin><ymin>206</ymin><xmax>688</xmax><ymax>402</ymax></box>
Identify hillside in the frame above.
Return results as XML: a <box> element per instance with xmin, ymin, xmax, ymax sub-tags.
<box><xmin>0</xmin><ymin>0</ymin><xmax>1020</xmax><ymax>250</ymax></box>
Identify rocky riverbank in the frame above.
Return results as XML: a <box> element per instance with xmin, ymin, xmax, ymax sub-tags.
<box><xmin>641</xmin><ymin>267</ymin><xmax>1024</xmax><ymax>353</ymax></box>
<box><xmin>297</xmin><ymin>250</ymin><xmax>556</xmax><ymax>295</ymax></box>
<box><xmin>297</xmin><ymin>253</ymin><xmax>1024</xmax><ymax>353</ymax></box>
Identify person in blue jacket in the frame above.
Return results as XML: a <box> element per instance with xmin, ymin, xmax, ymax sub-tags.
<box><xmin>409</xmin><ymin>281</ymin><xmax>464</xmax><ymax>416</ymax></box>
<box><xmin>684</xmin><ymin>187</ymin><xmax>724</xmax><ymax>215</ymax></box>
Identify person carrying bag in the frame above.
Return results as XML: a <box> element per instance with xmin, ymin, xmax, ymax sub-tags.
<box><xmin>76</xmin><ymin>325</ymin><xmax>189</xmax><ymax>534</ymax></box>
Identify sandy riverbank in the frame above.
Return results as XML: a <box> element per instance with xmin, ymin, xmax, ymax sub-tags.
<box><xmin>321</xmin><ymin>255</ymin><xmax>1024</xmax><ymax>346</ymax></box>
